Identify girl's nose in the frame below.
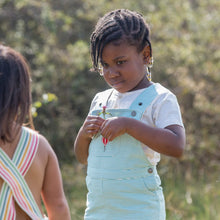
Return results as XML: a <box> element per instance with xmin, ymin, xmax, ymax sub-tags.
<box><xmin>106</xmin><ymin>67</ymin><xmax>119</xmax><ymax>77</ymax></box>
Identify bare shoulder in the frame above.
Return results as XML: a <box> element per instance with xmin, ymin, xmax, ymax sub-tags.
<box><xmin>33</xmin><ymin>133</ymin><xmax>58</xmax><ymax>170</ymax></box>
<box><xmin>37</xmin><ymin>134</ymin><xmax>56</xmax><ymax>157</ymax></box>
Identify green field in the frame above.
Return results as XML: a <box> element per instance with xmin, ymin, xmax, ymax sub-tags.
<box><xmin>62</xmin><ymin>164</ymin><xmax>220</xmax><ymax>220</ymax></box>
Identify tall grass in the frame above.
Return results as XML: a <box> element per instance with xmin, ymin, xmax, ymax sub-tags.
<box><xmin>62</xmin><ymin>164</ymin><xmax>87</xmax><ymax>219</ymax></box>
<box><xmin>163</xmin><ymin>172</ymin><xmax>220</xmax><ymax>219</ymax></box>
<box><xmin>62</xmin><ymin>163</ymin><xmax>220</xmax><ymax>220</ymax></box>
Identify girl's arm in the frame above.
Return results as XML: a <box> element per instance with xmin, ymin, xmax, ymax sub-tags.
<box><xmin>100</xmin><ymin>117</ymin><xmax>185</xmax><ymax>158</ymax></box>
<box><xmin>74</xmin><ymin>128</ymin><xmax>91</xmax><ymax>165</ymax></box>
<box><xmin>74</xmin><ymin>115</ymin><xmax>105</xmax><ymax>164</ymax></box>
<box><xmin>40</xmin><ymin>136</ymin><xmax>71</xmax><ymax>220</ymax></box>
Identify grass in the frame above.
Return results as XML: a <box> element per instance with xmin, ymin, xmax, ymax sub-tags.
<box><xmin>62</xmin><ymin>163</ymin><xmax>87</xmax><ymax>220</ymax></box>
<box><xmin>163</xmin><ymin>174</ymin><xmax>220</xmax><ymax>219</ymax></box>
<box><xmin>62</xmin><ymin>163</ymin><xmax>220</xmax><ymax>220</ymax></box>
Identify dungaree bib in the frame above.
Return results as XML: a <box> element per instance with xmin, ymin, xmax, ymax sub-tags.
<box><xmin>85</xmin><ymin>86</ymin><xmax>166</xmax><ymax>220</ymax></box>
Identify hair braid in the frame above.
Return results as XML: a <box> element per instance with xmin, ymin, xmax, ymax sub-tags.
<box><xmin>90</xmin><ymin>9</ymin><xmax>152</xmax><ymax>72</ymax></box>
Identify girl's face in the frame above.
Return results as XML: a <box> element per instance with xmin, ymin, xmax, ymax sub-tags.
<box><xmin>100</xmin><ymin>41</ymin><xmax>150</xmax><ymax>93</ymax></box>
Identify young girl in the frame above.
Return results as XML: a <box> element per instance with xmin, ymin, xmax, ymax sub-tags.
<box><xmin>0</xmin><ymin>45</ymin><xmax>71</xmax><ymax>220</ymax></box>
<box><xmin>74</xmin><ymin>9</ymin><xmax>185</xmax><ymax>220</ymax></box>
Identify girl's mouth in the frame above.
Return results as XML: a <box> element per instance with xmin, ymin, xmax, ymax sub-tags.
<box><xmin>111</xmin><ymin>80</ymin><xmax>124</xmax><ymax>88</ymax></box>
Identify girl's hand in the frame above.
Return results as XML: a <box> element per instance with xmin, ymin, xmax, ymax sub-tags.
<box><xmin>100</xmin><ymin>117</ymin><xmax>127</xmax><ymax>141</ymax></box>
<box><xmin>81</xmin><ymin>116</ymin><xmax>105</xmax><ymax>139</ymax></box>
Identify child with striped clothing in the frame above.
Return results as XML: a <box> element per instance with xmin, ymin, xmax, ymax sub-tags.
<box><xmin>0</xmin><ymin>45</ymin><xmax>71</xmax><ymax>220</ymax></box>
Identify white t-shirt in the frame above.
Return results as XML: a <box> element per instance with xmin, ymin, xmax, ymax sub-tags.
<box><xmin>89</xmin><ymin>83</ymin><xmax>184</xmax><ymax>165</ymax></box>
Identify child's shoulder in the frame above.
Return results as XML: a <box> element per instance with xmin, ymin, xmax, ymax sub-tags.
<box><xmin>22</xmin><ymin>126</ymin><xmax>51</xmax><ymax>151</ymax></box>
<box><xmin>153</xmin><ymin>83</ymin><xmax>173</xmax><ymax>95</ymax></box>
<box><xmin>151</xmin><ymin>83</ymin><xmax>179</xmax><ymax>109</ymax></box>
<box><xmin>92</xmin><ymin>88</ymin><xmax>113</xmax><ymax>104</ymax></box>
<box><xmin>94</xmin><ymin>88</ymin><xmax>113</xmax><ymax>99</ymax></box>
<box><xmin>22</xmin><ymin>126</ymin><xmax>39</xmax><ymax>137</ymax></box>
<box><xmin>149</xmin><ymin>83</ymin><xmax>178</xmax><ymax>107</ymax></box>
<box><xmin>90</xmin><ymin>88</ymin><xmax>113</xmax><ymax>112</ymax></box>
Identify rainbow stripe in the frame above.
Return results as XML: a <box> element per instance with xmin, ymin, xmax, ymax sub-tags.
<box><xmin>0</xmin><ymin>127</ymin><xmax>44</xmax><ymax>220</ymax></box>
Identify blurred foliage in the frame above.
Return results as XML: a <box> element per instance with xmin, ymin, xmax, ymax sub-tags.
<box><xmin>0</xmin><ymin>0</ymin><xmax>219</xmax><ymax>176</ymax></box>
<box><xmin>1</xmin><ymin>0</ymin><xmax>219</xmax><ymax>218</ymax></box>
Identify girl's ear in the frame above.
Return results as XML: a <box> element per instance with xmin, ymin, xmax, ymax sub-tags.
<box><xmin>142</xmin><ymin>45</ymin><xmax>151</xmax><ymax>63</ymax></box>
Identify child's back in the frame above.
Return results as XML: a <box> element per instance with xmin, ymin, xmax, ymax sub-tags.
<box><xmin>1</xmin><ymin>127</ymin><xmax>44</xmax><ymax>219</ymax></box>
<box><xmin>0</xmin><ymin>126</ymin><xmax>67</xmax><ymax>219</ymax></box>
<box><xmin>0</xmin><ymin>130</ymin><xmax>58</xmax><ymax>220</ymax></box>
<box><xmin>0</xmin><ymin>45</ymin><xmax>71</xmax><ymax>220</ymax></box>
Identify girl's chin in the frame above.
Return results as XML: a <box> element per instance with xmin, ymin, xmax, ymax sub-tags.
<box><xmin>111</xmin><ymin>83</ymin><xmax>138</xmax><ymax>93</ymax></box>
<box><xmin>110</xmin><ymin>82</ymin><xmax>129</xmax><ymax>92</ymax></box>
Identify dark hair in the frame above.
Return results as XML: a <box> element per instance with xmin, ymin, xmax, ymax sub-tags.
<box><xmin>90</xmin><ymin>9</ymin><xmax>152</xmax><ymax>71</ymax></box>
<box><xmin>0</xmin><ymin>45</ymin><xmax>34</xmax><ymax>142</ymax></box>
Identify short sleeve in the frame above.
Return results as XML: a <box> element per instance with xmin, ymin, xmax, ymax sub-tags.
<box><xmin>152</xmin><ymin>93</ymin><xmax>184</xmax><ymax>129</ymax></box>
<box><xmin>89</xmin><ymin>93</ymin><xmax>99</xmax><ymax>114</ymax></box>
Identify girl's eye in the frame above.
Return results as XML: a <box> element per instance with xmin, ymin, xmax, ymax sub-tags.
<box><xmin>116</xmin><ymin>60</ymin><xmax>126</xmax><ymax>65</ymax></box>
<box><xmin>102</xmin><ymin>63</ymin><xmax>108</xmax><ymax>68</ymax></box>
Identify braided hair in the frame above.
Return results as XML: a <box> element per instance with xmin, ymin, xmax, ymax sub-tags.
<box><xmin>90</xmin><ymin>9</ymin><xmax>152</xmax><ymax>72</ymax></box>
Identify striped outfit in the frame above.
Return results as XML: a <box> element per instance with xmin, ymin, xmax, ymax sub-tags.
<box><xmin>0</xmin><ymin>127</ymin><xmax>45</xmax><ymax>220</ymax></box>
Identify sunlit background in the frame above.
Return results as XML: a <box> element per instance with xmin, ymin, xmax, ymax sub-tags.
<box><xmin>1</xmin><ymin>0</ymin><xmax>219</xmax><ymax>219</ymax></box>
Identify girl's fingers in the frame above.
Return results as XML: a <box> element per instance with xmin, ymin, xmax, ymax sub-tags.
<box><xmin>100</xmin><ymin>121</ymin><xmax>113</xmax><ymax>140</ymax></box>
<box><xmin>100</xmin><ymin>117</ymin><xmax>125</xmax><ymax>141</ymax></box>
<box><xmin>83</xmin><ymin>116</ymin><xmax>105</xmax><ymax>137</ymax></box>
<box><xmin>102</xmin><ymin>129</ymin><xmax>115</xmax><ymax>141</ymax></box>
<box><xmin>87</xmin><ymin>115</ymin><xmax>105</xmax><ymax>122</ymax></box>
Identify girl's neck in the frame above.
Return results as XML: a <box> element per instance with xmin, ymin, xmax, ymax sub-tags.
<box><xmin>129</xmin><ymin>76</ymin><xmax>152</xmax><ymax>92</ymax></box>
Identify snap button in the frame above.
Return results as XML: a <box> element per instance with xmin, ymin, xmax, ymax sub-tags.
<box><xmin>148</xmin><ymin>168</ymin><xmax>153</xmax><ymax>174</ymax></box>
<box><xmin>131</xmin><ymin>111</ymin><xmax>136</xmax><ymax>117</ymax></box>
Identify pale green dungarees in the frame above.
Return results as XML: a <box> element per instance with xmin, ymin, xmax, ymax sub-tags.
<box><xmin>85</xmin><ymin>86</ymin><xmax>166</xmax><ymax>220</ymax></box>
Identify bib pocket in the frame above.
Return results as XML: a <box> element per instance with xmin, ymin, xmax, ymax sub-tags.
<box><xmin>89</xmin><ymin>135</ymin><xmax>121</xmax><ymax>157</ymax></box>
<box><xmin>89</xmin><ymin>108</ymin><xmax>141</xmax><ymax>157</ymax></box>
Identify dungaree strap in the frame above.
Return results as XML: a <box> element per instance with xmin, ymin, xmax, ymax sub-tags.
<box><xmin>0</xmin><ymin>127</ymin><xmax>44</xmax><ymax>220</ymax></box>
<box><xmin>129</xmin><ymin>84</ymin><xmax>158</xmax><ymax>113</ymax></box>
